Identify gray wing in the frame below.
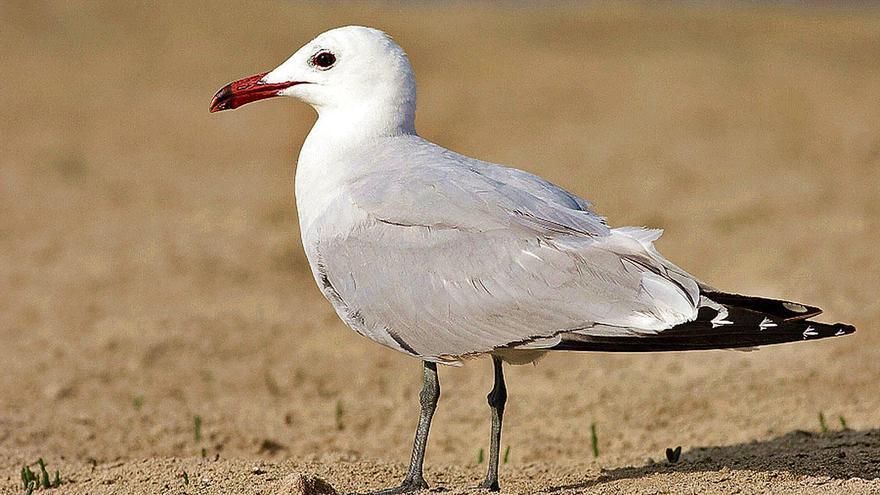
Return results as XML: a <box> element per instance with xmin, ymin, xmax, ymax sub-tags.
<box><xmin>315</xmin><ymin>138</ymin><xmax>700</xmax><ymax>361</ymax></box>
<box><xmin>344</xmin><ymin>138</ymin><xmax>611</xmax><ymax>237</ymax></box>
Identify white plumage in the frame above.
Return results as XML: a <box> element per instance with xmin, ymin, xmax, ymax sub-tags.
<box><xmin>209</xmin><ymin>25</ymin><xmax>851</xmax><ymax>364</ymax></box>
<box><xmin>302</xmin><ymin>134</ymin><xmax>701</xmax><ymax>362</ymax></box>
<box><xmin>210</xmin><ymin>25</ymin><xmax>853</xmax><ymax>493</ymax></box>
<box><xmin>261</xmin><ymin>27</ymin><xmax>700</xmax><ymax>363</ymax></box>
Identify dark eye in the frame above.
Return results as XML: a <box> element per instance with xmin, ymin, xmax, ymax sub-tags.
<box><xmin>311</xmin><ymin>51</ymin><xmax>336</xmax><ymax>69</ymax></box>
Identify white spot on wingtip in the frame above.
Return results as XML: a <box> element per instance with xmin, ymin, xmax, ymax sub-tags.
<box><xmin>835</xmin><ymin>329</ymin><xmax>846</xmax><ymax>336</ymax></box>
<box><xmin>803</xmin><ymin>326</ymin><xmax>819</xmax><ymax>339</ymax></box>
<box><xmin>783</xmin><ymin>302</ymin><xmax>809</xmax><ymax>313</ymax></box>
<box><xmin>758</xmin><ymin>317</ymin><xmax>777</xmax><ymax>331</ymax></box>
<box><xmin>710</xmin><ymin>306</ymin><xmax>733</xmax><ymax>328</ymax></box>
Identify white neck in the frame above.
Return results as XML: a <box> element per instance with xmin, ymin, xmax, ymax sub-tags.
<box><xmin>311</xmin><ymin>89</ymin><xmax>417</xmax><ymax>146</ymax></box>
<box><xmin>295</xmin><ymin>100</ymin><xmax>416</xmax><ymax>235</ymax></box>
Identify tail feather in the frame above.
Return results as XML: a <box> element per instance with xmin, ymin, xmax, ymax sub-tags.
<box><xmin>553</xmin><ymin>291</ymin><xmax>854</xmax><ymax>352</ymax></box>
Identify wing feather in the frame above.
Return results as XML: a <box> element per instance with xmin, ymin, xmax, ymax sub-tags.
<box><xmin>311</xmin><ymin>137</ymin><xmax>701</xmax><ymax>360</ymax></box>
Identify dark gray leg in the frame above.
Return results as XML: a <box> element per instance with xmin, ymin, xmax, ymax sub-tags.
<box><xmin>479</xmin><ymin>355</ymin><xmax>507</xmax><ymax>491</ymax></box>
<box><xmin>356</xmin><ymin>361</ymin><xmax>439</xmax><ymax>495</ymax></box>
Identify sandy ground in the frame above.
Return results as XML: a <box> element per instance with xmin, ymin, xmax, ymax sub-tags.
<box><xmin>2</xmin><ymin>1</ymin><xmax>880</xmax><ymax>494</ymax></box>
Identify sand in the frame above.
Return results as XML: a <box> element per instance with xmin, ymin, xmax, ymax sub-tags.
<box><xmin>2</xmin><ymin>1</ymin><xmax>879</xmax><ymax>494</ymax></box>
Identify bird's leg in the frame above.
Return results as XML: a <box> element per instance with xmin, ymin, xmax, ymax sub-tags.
<box><xmin>401</xmin><ymin>361</ymin><xmax>439</xmax><ymax>490</ymax></box>
<box><xmin>356</xmin><ymin>361</ymin><xmax>439</xmax><ymax>495</ymax></box>
<box><xmin>479</xmin><ymin>355</ymin><xmax>507</xmax><ymax>491</ymax></box>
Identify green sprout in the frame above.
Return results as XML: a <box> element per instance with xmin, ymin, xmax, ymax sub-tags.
<box><xmin>590</xmin><ymin>422</ymin><xmax>599</xmax><ymax>458</ymax></box>
<box><xmin>194</xmin><ymin>415</ymin><xmax>202</xmax><ymax>442</ymax></box>
<box><xmin>22</xmin><ymin>459</ymin><xmax>61</xmax><ymax>492</ymax></box>
<box><xmin>21</xmin><ymin>465</ymin><xmax>36</xmax><ymax>490</ymax></box>
<box><xmin>335</xmin><ymin>401</ymin><xmax>344</xmax><ymax>431</ymax></box>
<box><xmin>37</xmin><ymin>458</ymin><xmax>50</xmax><ymax>489</ymax></box>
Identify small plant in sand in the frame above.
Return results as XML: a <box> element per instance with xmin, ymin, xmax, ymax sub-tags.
<box><xmin>21</xmin><ymin>458</ymin><xmax>61</xmax><ymax>493</ymax></box>
<box><xmin>665</xmin><ymin>446</ymin><xmax>682</xmax><ymax>464</ymax></box>
<box><xmin>335</xmin><ymin>400</ymin><xmax>344</xmax><ymax>430</ymax></box>
<box><xmin>503</xmin><ymin>445</ymin><xmax>511</xmax><ymax>464</ymax></box>
<box><xmin>590</xmin><ymin>422</ymin><xmax>599</xmax><ymax>458</ymax></box>
<box><xmin>818</xmin><ymin>412</ymin><xmax>850</xmax><ymax>432</ymax></box>
<box><xmin>21</xmin><ymin>465</ymin><xmax>36</xmax><ymax>494</ymax></box>
<box><xmin>477</xmin><ymin>448</ymin><xmax>484</xmax><ymax>464</ymax></box>
<box><xmin>194</xmin><ymin>415</ymin><xmax>203</xmax><ymax>442</ymax></box>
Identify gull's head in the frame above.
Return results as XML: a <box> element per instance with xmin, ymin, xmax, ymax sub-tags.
<box><xmin>210</xmin><ymin>26</ymin><xmax>416</xmax><ymax>133</ymax></box>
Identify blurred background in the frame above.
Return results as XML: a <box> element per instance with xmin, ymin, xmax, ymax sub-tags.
<box><xmin>2</xmin><ymin>1</ymin><xmax>879</xmax><ymax>493</ymax></box>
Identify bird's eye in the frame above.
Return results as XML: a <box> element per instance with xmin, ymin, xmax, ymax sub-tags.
<box><xmin>311</xmin><ymin>51</ymin><xmax>337</xmax><ymax>70</ymax></box>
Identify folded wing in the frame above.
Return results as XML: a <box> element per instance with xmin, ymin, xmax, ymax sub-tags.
<box><xmin>316</xmin><ymin>139</ymin><xmax>704</xmax><ymax>361</ymax></box>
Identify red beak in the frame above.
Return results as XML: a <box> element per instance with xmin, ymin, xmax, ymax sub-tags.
<box><xmin>210</xmin><ymin>72</ymin><xmax>305</xmax><ymax>112</ymax></box>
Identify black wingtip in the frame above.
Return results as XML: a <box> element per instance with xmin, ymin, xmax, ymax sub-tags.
<box><xmin>807</xmin><ymin>322</ymin><xmax>856</xmax><ymax>340</ymax></box>
<box><xmin>702</xmin><ymin>290</ymin><xmax>823</xmax><ymax>321</ymax></box>
<box><xmin>550</xmin><ymin>319</ymin><xmax>855</xmax><ymax>353</ymax></box>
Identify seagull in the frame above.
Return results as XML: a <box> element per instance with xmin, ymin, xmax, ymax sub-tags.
<box><xmin>210</xmin><ymin>26</ymin><xmax>855</xmax><ymax>494</ymax></box>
